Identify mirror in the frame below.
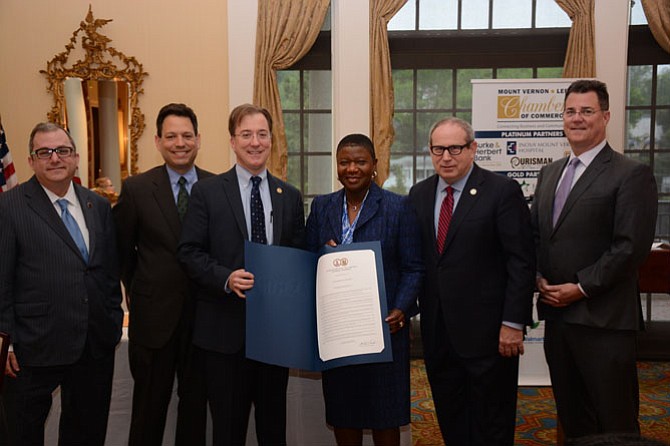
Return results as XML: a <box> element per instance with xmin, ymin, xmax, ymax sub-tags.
<box><xmin>41</xmin><ymin>6</ymin><xmax>148</xmax><ymax>189</ymax></box>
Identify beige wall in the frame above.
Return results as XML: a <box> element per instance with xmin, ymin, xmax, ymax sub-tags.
<box><xmin>1</xmin><ymin>0</ymin><xmax>638</xmax><ymax>185</ymax></box>
<box><xmin>0</xmin><ymin>0</ymin><xmax>230</xmax><ymax>183</ymax></box>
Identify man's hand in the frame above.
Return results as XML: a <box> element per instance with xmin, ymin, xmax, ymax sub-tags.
<box><xmin>228</xmin><ymin>269</ymin><xmax>255</xmax><ymax>298</ymax></box>
<box><xmin>537</xmin><ymin>277</ymin><xmax>584</xmax><ymax>307</ymax></box>
<box><xmin>499</xmin><ymin>325</ymin><xmax>524</xmax><ymax>357</ymax></box>
<box><xmin>5</xmin><ymin>352</ymin><xmax>19</xmax><ymax>378</ymax></box>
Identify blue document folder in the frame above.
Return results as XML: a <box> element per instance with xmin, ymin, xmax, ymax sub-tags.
<box><xmin>244</xmin><ymin>241</ymin><xmax>392</xmax><ymax>371</ymax></box>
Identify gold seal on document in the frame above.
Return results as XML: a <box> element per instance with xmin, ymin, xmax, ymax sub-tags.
<box><xmin>332</xmin><ymin>257</ymin><xmax>349</xmax><ymax>267</ymax></box>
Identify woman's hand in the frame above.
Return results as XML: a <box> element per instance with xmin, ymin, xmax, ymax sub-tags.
<box><xmin>385</xmin><ymin>308</ymin><xmax>406</xmax><ymax>334</ymax></box>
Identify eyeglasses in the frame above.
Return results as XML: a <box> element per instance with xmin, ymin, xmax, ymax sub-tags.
<box><xmin>563</xmin><ymin>108</ymin><xmax>603</xmax><ymax>118</ymax></box>
<box><xmin>234</xmin><ymin>131</ymin><xmax>271</xmax><ymax>141</ymax></box>
<box><xmin>429</xmin><ymin>142</ymin><xmax>472</xmax><ymax>156</ymax></box>
<box><xmin>31</xmin><ymin>146</ymin><xmax>75</xmax><ymax>159</ymax></box>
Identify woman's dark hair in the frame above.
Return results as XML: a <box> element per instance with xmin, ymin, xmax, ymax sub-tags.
<box><xmin>336</xmin><ymin>133</ymin><xmax>376</xmax><ymax>159</ymax></box>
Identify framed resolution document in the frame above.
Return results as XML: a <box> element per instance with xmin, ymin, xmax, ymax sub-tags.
<box><xmin>244</xmin><ymin>241</ymin><xmax>392</xmax><ymax>371</ymax></box>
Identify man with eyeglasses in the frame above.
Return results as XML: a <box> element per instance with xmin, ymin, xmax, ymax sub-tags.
<box><xmin>178</xmin><ymin>103</ymin><xmax>305</xmax><ymax>445</ymax></box>
<box><xmin>531</xmin><ymin>79</ymin><xmax>658</xmax><ymax>441</ymax></box>
<box><xmin>114</xmin><ymin>103</ymin><xmax>211</xmax><ymax>445</ymax></box>
<box><xmin>408</xmin><ymin>117</ymin><xmax>535</xmax><ymax>445</ymax></box>
<box><xmin>0</xmin><ymin>122</ymin><xmax>123</xmax><ymax>445</ymax></box>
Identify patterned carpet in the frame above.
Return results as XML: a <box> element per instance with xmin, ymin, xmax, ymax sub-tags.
<box><xmin>410</xmin><ymin>359</ymin><xmax>670</xmax><ymax>445</ymax></box>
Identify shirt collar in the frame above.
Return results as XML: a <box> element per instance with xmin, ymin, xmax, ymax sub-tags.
<box><xmin>41</xmin><ymin>181</ymin><xmax>77</xmax><ymax>205</ymax></box>
<box><xmin>571</xmin><ymin>139</ymin><xmax>607</xmax><ymax>168</ymax></box>
<box><xmin>437</xmin><ymin>163</ymin><xmax>474</xmax><ymax>193</ymax></box>
<box><xmin>165</xmin><ymin>164</ymin><xmax>197</xmax><ymax>185</ymax></box>
<box><xmin>235</xmin><ymin>164</ymin><xmax>267</xmax><ymax>188</ymax></box>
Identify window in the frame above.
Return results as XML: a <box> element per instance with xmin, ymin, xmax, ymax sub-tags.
<box><xmin>388</xmin><ymin>0</ymin><xmax>571</xmax><ymax>30</ymax></box>
<box><xmin>278</xmin><ymin>11</ymin><xmax>332</xmax><ymax>207</ymax></box>
<box><xmin>385</xmin><ymin>0</ymin><xmax>568</xmax><ymax>193</ymax></box>
<box><xmin>278</xmin><ymin>70</ymin><xmax>332</xmax><ymax>210</ymax></box>
<box><xmin>626</xmin><ymin>5</ymin><xmax>670</xmax><ymax>238</ymax></box>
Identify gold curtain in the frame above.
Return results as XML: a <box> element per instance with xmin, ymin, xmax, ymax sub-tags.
<box><xmin>641</xmin><ymin>0</ymin><xmax>670</xmax><ymax>53</ymax></box>
<box><xmin>253</xmin><ymin>0</ymin><xmax>329</xmax><ymax>180</ymax></box>
<box><xmin>370</xmin><ymin>0</ymin><xmax>407</xmax><ymax>186</ymax></box>
<box><xmin>556</xmin><ymin>0</ymin><xmax>596</xmax><ymax>77</ymax></box>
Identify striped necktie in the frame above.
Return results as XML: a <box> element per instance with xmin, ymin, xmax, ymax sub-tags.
<box><xmin>436</xmin><ymin>186</ymin><xmax>454</xmax><ymax>253</ymax></box>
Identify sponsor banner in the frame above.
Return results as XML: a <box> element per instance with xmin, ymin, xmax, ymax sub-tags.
<box><xmin>472</xmin><ymin>79</ymin><xmax>576</xmax><ymax>197</ymax></box>
<box><xmin>471</xmin><ymin>79</ymin><xmax>581</xmax><ymax>386</ymax></box>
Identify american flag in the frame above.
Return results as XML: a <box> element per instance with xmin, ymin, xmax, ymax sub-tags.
<box><xmin>1</xmin><ymin>120</ymin><xmax>19</xmax><ymax>192</ymax></box>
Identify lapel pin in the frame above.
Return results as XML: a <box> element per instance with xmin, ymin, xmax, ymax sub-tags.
<box><xmin>470</xmin><ymin>188</ymin><xmax>477</xmax><ymax>196</ymax></box>
<box><xmin>276</xmin><ymin>187</ymin><xmax>283</xmax><ymax>194</ymax></box>
<box><xmin>87</xmin><ymin>201</ymin><xmax>93</xmax><ymax>208</ymax></box>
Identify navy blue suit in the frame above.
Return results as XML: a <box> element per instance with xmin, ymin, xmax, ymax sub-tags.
<box><xmin>178</xmin><ymin>166</ymin><xmax>305</xmax><ymax>445</ymax></box>
<box><xmin>0</xmin><ymin>176</ymin><xmax>123</xmax><ymax>445</ymax></box>
<box><xmin>306</xmin><ymin>183</ymin><xmax>423</xmax><ymax>429</ymax></box>
<box><xmin>409</xmin><ymin>164</ymin><xmax>535</xmax><ymax>445</ymax></box>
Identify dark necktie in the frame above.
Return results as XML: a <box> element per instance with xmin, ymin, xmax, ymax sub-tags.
<box><xmin>250</xmin><ymin>176</ymin><xmax>267</xmax><ymax>244</ymax></box>
<box><xmin>436</xmin><ymin>186</ymin><xmax>454</xmax><ymax>254</ymax></box>
<box><xmin>177</xmin><ymin>176</ymin><xmax>189</xmax><ymax>220</ymax></box>
<box><xmin>552</xmin><ymin>158</ymin><xmax>580</xmax><ymax>227</ymax></box>
<box><xmin>57</xmin><ymin>198</ymin><xmax>89</xmax><ymax>263</ymax></box>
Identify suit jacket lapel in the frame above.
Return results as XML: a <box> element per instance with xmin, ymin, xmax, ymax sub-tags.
<box><xmin>152</xmin><ymin>167</ymin><xmax>182</xmax><ymax>241</ymax></box>
<box><xmin>74</xmin><ymin>184</ymin><xmax>96</xmax><ymax>260</ymax></box>
<box><xmin>267</xmin><ymin>173</ymin><xmax>283</xmax><ymax>242</ymax></box>
<box><xmin>24</xmin><ymin>177</ymin><xmax>86</xmax><ymax>261</ymax></box>
<box><xmin>418</xmin><ymin>175</ymin><xmax>440</xmax><ymax>254</ymax></box>
<box><xmin>552</xmin><ymin>146</ymin><xmax>612</xmax><ymax>232</ymax></box>
<box><xmin>222</xmin><ymin>168</ymin><xmax>249</xmax><ymax>240</ymax></box>
<box><xmin>327</xmin><ymin>189</ymin><xmax>344</xmax><ymax>243</ymax></box>
<box><xmin>441</xmin><ymin>164</ymin><xmax>483</xmax><ymax>255</ymax></box>
<box><xmin>355</xmin><ymin>183</ymin><xmax>382</xmax><ymax>231</ymax></box>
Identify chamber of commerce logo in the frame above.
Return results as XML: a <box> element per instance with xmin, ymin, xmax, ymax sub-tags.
<box><xmin>497</xmin><ymin>90</ymin><xmax>565</xmax><ymax>120</ymax></box>
<box><xmin>332</xmin><ymin>257</ymin><xmax>349</xmax><ymax>267</ymax></box>
<box><xmin>498</xmin><ymin>96</ymin><xmax>521</xmax><ymax>119</ymax></box>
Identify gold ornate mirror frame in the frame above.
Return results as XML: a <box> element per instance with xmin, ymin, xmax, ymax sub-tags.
<box><xmin>41</xmin><ymin>6</ymin><xmax>148</xmax><ymax>177</ymax></box>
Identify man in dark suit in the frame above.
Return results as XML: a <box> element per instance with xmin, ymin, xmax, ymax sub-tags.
<box><xmin>178</xmin><ymin>103</ymin><xmax>305</xmax><ymax>445</ymax></box>
<box><xmin>0</xmin><ymin>122</ymin><xmax>123</xmax><ymax>445</ymax></box>
<box><xmin>409</xmin><ymin>117</ymin><xmax>535</xmax><ymax>445</ymax></box>
<box><xmin>114</xmin><ymin>103</ymin><xmax>212</xmax><ymax>445</ymax></box>
<box><xmin>531</xmin><ymin>79</ymin><xmax>658</xmax><ymax>440</ymax></box>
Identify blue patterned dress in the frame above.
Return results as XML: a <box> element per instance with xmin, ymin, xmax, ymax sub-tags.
<box><xmin>306</xmin><ymin>183</ymin><xmax>424</xmax><ymax>428</ymax></box>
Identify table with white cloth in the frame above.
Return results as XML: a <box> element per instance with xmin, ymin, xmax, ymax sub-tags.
<box><xmin>43</xmin><ymin>328</ymin><xmax>411</xmax><ymax>445</ymax></box>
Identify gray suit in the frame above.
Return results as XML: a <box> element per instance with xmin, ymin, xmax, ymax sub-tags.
<box><xmin>531</xmin><ymin>144</ymin><xmax>657</xmax><ymax>438</ymax></box>
<box><xmin>0</xmin><ymin>175</ymin><xmax>123</xmax><ymax>444</ymax></box>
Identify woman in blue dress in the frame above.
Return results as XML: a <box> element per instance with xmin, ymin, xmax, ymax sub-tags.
<box><xmin>306</xmin><ymin>134</ymin><xmax>424</xmax><ymax>446</ymax></box>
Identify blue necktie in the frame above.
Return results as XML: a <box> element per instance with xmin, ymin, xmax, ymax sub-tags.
<box><xmin>552</xmin><ymin>157</ymin><xmax>580</xmax><ymax>227</ymax></box>
<box><xmin>250</xmin><ymin>176</ymin><xmax>267</xmax><ymax>244</ymax></box>
<box><xmin>57</xmin><ymin>198</ymin><xmax>89</xmax><ymax>263</ymax></box>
